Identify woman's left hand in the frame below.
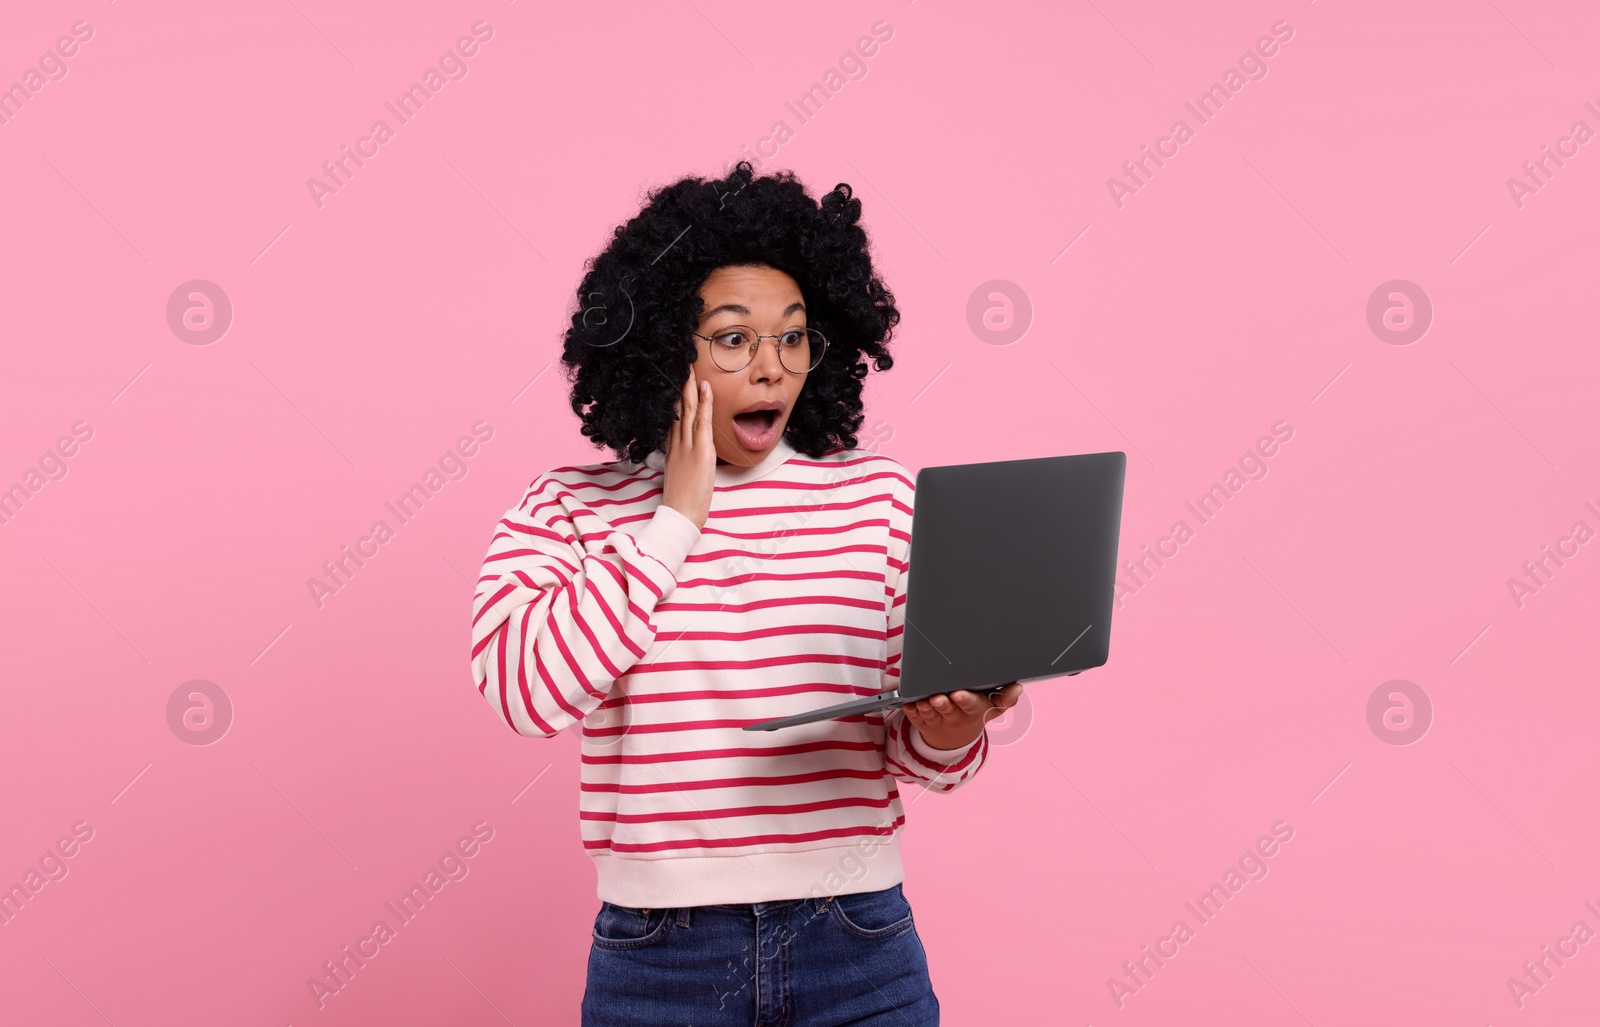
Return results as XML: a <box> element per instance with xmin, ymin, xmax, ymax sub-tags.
<box><xmin>902</xmin><ymin>682</ymin><xmax>1024</xmax><ymax>751</ymax></box>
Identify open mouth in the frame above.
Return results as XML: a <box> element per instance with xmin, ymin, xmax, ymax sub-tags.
<box><xmin>731</xmin><ymin>408</ymin><xmax>781</xmax><ymax>448</ymax></box>
<box><xmin>733</xmin><ymin>409</ymin><xmax>778</xmax><ymax>431</ymax></box>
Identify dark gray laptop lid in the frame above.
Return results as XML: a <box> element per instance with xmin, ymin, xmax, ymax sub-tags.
<box><xmin>897</xmin><ymin>449</ymin><xmax>1126</xmax><ymax>698</ymax></box>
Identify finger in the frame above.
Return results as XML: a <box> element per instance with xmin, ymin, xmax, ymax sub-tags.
<box><xmin>680</xmin><ymin>374</ymin><xmax>701</xmax><ymax>453</ymax></box>
<box><xmin>997</xmin><ymin>682</ymin><xmax>1024</xmax><ymax>709</ymax></box>
<box><xmin>682</xmin><ymin>367</ymin><xmax>698</xmax><ymax>426</ymax></box>
<box><xmin>697</xmin><ymin>380</ymin><xmax>712</xmax><ymax>445</ymax></box>
<box><xmin>929</xmin><ymin>694</ymin><xmax>952</xmax><ymax>715</ymax></box>
<box><xmin>668</xmin><ymin>380</ymin><xmax>686</xmax><ymax>450</ymax></box>
<box><xmin>948</xmin><ymin>690</ymin><xmax>985</xmax><ymax>715</ymax></box>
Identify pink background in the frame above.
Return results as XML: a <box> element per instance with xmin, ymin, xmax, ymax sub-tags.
<box><xmin>3</xmin><ymin>1</ymin><xmax>1598</xmax><ymax>1023</ymax></box>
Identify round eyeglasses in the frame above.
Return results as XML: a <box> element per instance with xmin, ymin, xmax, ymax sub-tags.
<box><xmin>691</xmin><ymin>325</ymin><xmax>827</xmax><ymax>374</ymax></box>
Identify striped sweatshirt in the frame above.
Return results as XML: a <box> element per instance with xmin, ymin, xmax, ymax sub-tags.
<box><xmin>468</xmin><ymin>435</ymin><xmax>990</xmax><ymax>907</ymax></box>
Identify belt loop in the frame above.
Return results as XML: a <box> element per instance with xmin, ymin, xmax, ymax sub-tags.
<box><xmin>675</xmin><ymin>907</ymin><xmax>690</xmax><ymax>928</ymax></box>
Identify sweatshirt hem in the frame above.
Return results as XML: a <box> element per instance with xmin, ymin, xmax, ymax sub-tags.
<box><xmin>909</xmin><ymin>723</ymin><xmax>985</xmax><ymax>763</ymax></box>
<box><xmin>633</xmin><ymin>504</ymin><xmax>701</xmax><ymax>575</ymax></box>
<box><xmin>592</xmin><ymin>837</ymin><xmax>906</xmax><ymax>907</ymax></box>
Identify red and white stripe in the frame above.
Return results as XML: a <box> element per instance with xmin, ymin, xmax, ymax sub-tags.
<box><xmin>468</xmin><ymin>443</ymin><xmax>989</xmax><ymax>906</ymax></box>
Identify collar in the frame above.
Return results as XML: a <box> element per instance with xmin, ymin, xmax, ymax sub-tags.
<box><xmin>641</xmin><ymin>435</ymin><xmax>798</xmax><ymax>487</ymax></box>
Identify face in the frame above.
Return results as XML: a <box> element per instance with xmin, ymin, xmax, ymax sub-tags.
<box><xmin>691</xmin><ymin>264</ymin><xmax>811</xmax><ymax>467</ymax></box>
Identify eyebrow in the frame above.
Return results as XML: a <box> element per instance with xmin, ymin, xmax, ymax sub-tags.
<box><xmin>699</xmin><ymin>301</ymin><xmax>807</xmax><ymax>324</ymax></box>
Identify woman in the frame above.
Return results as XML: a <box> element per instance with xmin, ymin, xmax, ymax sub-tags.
<box><xmin>469</xmin><ymin>161</ymin><xmax>1022</xmax><ymax>1025</ymax></box>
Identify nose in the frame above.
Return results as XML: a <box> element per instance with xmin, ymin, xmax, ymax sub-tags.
<box><xmin>749</xmin><ymin>336</ymin><xmax>787</xmax><ymax>380</ymax></box>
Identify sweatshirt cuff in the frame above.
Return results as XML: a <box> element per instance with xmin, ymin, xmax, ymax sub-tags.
<box><xmin>909</xmin><ymin>724</ymin><xmax>985</xmax><ymax>763</ymax></box>
<box><xmin>634</xmin><ymin>503</ymin><xmax>701</xmax><ymax>575</ymax></box>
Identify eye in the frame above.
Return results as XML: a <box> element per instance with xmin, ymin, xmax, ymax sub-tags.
<box><xmin>779</xmin><ymin>329</ymin><xmax>807</xmax><ymax>347</ymax></box>
<box><xmin>711</xmin><ymin>327</ymin><xmax>750</xmax><ymax>348</ymax></box>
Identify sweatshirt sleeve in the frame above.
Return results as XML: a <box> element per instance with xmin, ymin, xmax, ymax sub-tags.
<box><xmin>877</xmin><ymin>464</ymin><xmax>989</xmax><ymax>792</ymax></box>
<box><xmin>469</xmin><ymin>473</ymin><xmax>701</xmax><ymax>738</ymax></box>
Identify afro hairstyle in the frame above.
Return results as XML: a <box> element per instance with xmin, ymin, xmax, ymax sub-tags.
<box><xmin>558</xmin><ymin>161</ymin><xmax>901</xmax><ymax>466</ymax></box>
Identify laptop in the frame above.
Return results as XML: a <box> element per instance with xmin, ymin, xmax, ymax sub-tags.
<box><xmin>744</xmin><ymin>449</ymin><xmax>1127</xmax><ymax>731</ymax></box>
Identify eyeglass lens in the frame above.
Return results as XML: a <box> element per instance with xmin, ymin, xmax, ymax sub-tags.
<box><xmin>705</xmin><ymin>326</ymin><xmax>825</xmax><ymax>373</ymax></box>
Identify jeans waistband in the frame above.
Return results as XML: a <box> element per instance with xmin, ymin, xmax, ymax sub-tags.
<box><xmin>621</xmin><ymin>896</ymin><xmax>837</xmax><ymax>928</ymax></box>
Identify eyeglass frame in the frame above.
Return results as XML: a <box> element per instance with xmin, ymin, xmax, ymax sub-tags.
<box><xmin>689</xmin><ymin>324</ymin><xmax>828</xmax><ymax>374</ymax></box>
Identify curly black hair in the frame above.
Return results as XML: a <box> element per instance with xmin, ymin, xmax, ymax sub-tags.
<box><xmin>559</xmin><ymin>161</ymin><xmax>901</xmax><ymax>466</ymax></box>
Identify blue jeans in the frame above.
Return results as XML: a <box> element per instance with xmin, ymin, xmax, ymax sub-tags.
<box><xmin>580</xmin><ymin>883</ymin><xmax>939</xmax><ymax>1026</ymax></box>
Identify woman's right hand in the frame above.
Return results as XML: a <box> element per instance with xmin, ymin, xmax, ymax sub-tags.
<box><xmin>661</xmin><ymin>364</ymin><xmax>716</xmax><ymax>529</ymax></box>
